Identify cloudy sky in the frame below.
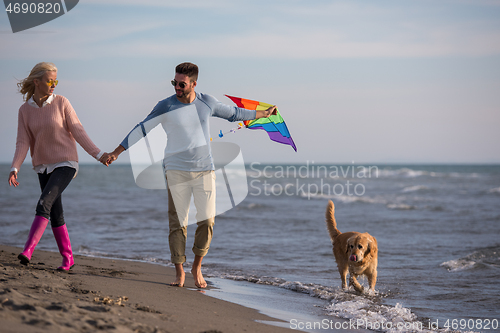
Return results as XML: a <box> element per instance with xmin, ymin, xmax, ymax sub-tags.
<box><xmin>1</xmin><ymin>0</ymin><xmax>499</xmax><ymax>166</ymax></box>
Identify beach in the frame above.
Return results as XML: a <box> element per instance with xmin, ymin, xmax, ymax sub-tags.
<box><xmin>0</xmin><ymin>244</ymin><xmax>296</xmax><ymax>333</ymax></box>
<box><xmin>1</xmin><ymin>164</ymin><xmax>499</xmax><ymax>333</ymax></box>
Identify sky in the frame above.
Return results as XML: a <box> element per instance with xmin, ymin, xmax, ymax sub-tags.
<box><xmin>1</xmin><ymin>0</ymin><xmax>499</xmax><ymax>167</ymax></box>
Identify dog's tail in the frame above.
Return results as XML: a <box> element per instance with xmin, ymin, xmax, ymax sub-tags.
<box><xmin>326</xmin><ymin>200</ymin><xmax>341</xmax><ymax>240</ymax></box>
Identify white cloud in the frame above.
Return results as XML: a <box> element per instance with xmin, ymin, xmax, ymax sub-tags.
<box><xmin>69</xmin><ymin>25</ymin><xmax>500</xmax><ymax>59</ymax></box>
<box><xmin>3</xmin><ymin>26</ymin><xmax>500</xmax><ymax>61</ymax></box>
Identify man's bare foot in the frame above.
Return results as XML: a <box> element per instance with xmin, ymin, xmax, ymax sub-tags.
<box><xmin>170</xmin><ymin>263</ymin><xmax>185</xmax><ymax>287</ymax></box>
<box><xmin>191</xmin><ymin>255</ymin><xmax>207</xmax><ymax>288</ymax></box>
<box><xmin>191</xmin><ymin>267</ymin><xmax>207</xmax><ymax>288</ymax></box>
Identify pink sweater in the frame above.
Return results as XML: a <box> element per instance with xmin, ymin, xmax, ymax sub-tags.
<box><xmin>11</xmin><ymin>95</ymin><xmax>100</xmax><ymax>171</ymax></box>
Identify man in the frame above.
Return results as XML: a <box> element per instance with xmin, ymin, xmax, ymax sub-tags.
<box><xmin>106</xmin><ymin>62</ymin><xmax>276</xmax><ymax>288</ymax></box>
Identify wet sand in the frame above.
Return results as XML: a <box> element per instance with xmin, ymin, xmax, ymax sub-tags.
<box><xmin>0</xmin><ymin>244</ymin><xmax>295</xmax><ymax>333</ymax></box>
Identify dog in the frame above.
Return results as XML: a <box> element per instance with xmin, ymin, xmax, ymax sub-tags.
<box><xmin>325</xmin><ymin>200</ymin><xmax>378</xmax><ymax>293</ymax></box>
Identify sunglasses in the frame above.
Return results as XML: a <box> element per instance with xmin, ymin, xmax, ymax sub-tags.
<box><xmin>45</xmin><ymin>79</ymin><xmax>58</xmax><ymax>87</ymax></box>
<box><xmin>171</xmin><ymin>80</ymin><xmax>188</xmax><ymax>89</ymax></box>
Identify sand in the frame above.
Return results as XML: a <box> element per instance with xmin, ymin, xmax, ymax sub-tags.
<box><xmin>0</xmin><ymin>244</ymin><xmax>295</xmax><ymax>333</ymax></box>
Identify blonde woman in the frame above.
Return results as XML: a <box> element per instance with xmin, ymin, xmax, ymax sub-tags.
<box><xmin>8</xmin><ymin>62</ymin><xmax>109</xmax><ymax>271</ymax></box>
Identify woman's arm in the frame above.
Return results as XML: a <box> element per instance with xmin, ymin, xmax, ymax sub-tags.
<box><xmin>9</xmin><ymin>111</ymin><xmax>30</xmax><ymax>180</ymax></box>
<box><xmin>63</xmin><ymin>98</ymin><xmax>101</xmax><ymax>159</ymax></box>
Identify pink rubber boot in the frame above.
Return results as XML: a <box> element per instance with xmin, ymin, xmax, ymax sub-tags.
<box><xmin>52</xmin><ymin>224</ymin><xmax>75</xmax><ymax>271</ymax></box>
<box><xmin>18</xmin><ymin>216</ymin><xmax>49</xmax><ymax>265</ymax></box>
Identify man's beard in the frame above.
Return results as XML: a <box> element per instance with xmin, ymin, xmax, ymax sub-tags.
<box><xmin>176</xmin><ymin>89</ymin><xmax>189</xmax><ymax>99</ymax></box>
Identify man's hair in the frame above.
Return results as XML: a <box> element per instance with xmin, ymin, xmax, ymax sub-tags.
<box><xmin>175</xmin><ymin>62</ymin><xmax>198</xmax><ymax>82</ymax></box>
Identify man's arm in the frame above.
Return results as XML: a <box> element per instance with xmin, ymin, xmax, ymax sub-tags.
<box><xmin>210</xmin><ymin>95</ymin><xmax>276</xmax><ymax>121</ymax></box>
<box><xmin>104</xmin><ymin>99</ymin><xmax>170</xmax><ymax>166</ymax></box>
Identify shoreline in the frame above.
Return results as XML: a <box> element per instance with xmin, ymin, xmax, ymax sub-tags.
<box><xmin>0</xmin><ymin>244</ymin><xmax>297</xmax><ymax>333</ymax></box>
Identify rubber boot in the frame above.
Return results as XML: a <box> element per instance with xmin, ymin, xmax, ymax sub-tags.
<box><xmin>18</xmin><ymin>216</ymin><xmax>49</xmax><ymax>265</ymax></box>
<box><xmin>52</xmin><ymin>224</ymin><xmax>75</xmax><ymax>271</ymax></box>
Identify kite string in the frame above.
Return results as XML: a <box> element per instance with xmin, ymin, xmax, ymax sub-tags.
<box><xmin>210</xmin><ymin>122</ymin><xmax>245</xmax><ymax>141</ymax></box>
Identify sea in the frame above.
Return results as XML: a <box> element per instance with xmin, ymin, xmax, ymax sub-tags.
<box><xmin>1</xmin><ymin>163</ymin><xmax>499</xmax><ymax>333</ymax></box>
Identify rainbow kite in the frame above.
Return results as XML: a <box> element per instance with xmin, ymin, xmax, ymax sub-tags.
<box><xmin>225</xmin><ymin>95</ymin><xmax>297</xmax><ymax>152</ymax></box>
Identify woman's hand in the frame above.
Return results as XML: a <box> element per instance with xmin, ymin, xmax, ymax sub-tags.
<box><xmin>8</xmin><ymin>171</ymin><xmax>19</xmax><ymax>187</ymax></box>
<box><xmin>99</xmin><ymin>153</ymin><xmax>111</xmax><ymax>166</ymax></box>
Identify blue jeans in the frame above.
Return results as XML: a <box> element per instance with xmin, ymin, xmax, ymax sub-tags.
<box><xmin>36</xmin><ymin>167</ymin><xmax>76</xmax><ymax>227</ymax></box>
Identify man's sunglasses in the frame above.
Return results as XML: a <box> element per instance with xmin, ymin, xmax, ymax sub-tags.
<box><xmin>171</xmin><ymin>80</ymin><xmax>187</xmax><ymax>89</ymax></box>
<box><xmin>45</xmin><ymin>79</ymin><xmax>58</xmax><ymax>87</ymax></box>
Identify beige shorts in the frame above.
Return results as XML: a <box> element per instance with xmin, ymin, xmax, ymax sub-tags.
<box><xmin>166</xmin><ymin>170</ymin><xmax>216</xmax><ymax>226</ymax></box>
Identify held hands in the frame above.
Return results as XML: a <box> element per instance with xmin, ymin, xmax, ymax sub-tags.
<box><xmin>99</xmin><ymin>146</ymin><xmax>124</xmax><ymax>167</ymax></box>
<box><xmin>105</xmin><ymin>152</ymin><xmax>118</xmax><ymax>166</ymax></box>
<box><xmin>99</xmin><ymin>152</ymin><xmax>117</xmax><ymax>167</ymax></box>
<box><xmin>8</xmin><ymin>171</ymin><xmax>19</xmax><ymax>187</ymax></box>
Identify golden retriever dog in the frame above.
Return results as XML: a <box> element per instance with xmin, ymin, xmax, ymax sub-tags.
<box><xmin>325</xmin><ymin>200</ymin><xmax>378</xmax><ymax>293</ymax></box>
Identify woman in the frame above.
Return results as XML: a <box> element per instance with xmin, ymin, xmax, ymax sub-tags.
<box><xmin>8</xmin><ymin>62</ymin><xmax>108</xmax><ymax>271</ymax></box>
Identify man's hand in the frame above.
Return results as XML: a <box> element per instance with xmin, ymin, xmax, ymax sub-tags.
<box><xmin>8</xmin><ymin>171</ymin><xmax>19</xmax><ymax>187</ymax></box>
<box><xmin>255</xmin><ymin>105</ymin><xmax>277</xmax><ymax>119</ymax></box>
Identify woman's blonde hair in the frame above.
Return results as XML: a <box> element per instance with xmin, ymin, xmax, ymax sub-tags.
<box><xmin>17</xmin><ymin>62</ymin><xmax>57</xmax><ymax>101</ymax></box>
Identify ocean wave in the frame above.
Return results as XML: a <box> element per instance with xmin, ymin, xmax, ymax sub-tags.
<box><xmin>207</xmin><ymin>271</ymin><xmax>351</xmax><ymax>300</ymax></box>
<box><xmin>386</xmin><ymin>203</ymin><xmax>416</xmax><ymax>210</ymax></box>
<box><xmin>206</xmin><ymin>271</ymin><xmax>461</xmax><ymax>333</ymax></box>
<box><xmin>487</xmin><ymin>187</ymin><xmax>500</xmax><ymax>194</ymax></box>
<box><xmin>377</xmin><ymin>168</ymin><xmax>431</xmax><ymax>178</ymax></box>
<box><xmin>377</xmin><ymin>167</ymin><xmax>481</xmax><ymax>179</ymax></box>
<box><xmin>441</xmin><ymin>245</ymin><xmax>500</xmax><ymax>272</ymax></box>
<box><xmin>402</xmin><ymin>185</ymin><xmax>429</xmax><ymax>193</ymax></box>
<box><xmin>77</xmin><ymin>246</ymin><xmax>112</xmax><ymax>258</ymax></box>
<box><xmin>234</xmin><ymin>202</ymin><xmax>268</xmax><ymax>210</ymax></box>
<box><xmin>440</xmin><ymin>259</ymin><xmax>476</xmax><ymax>272</ymax></box>
<box><xmin>448</xmin><ymin>172</ymin><xmax>480</xmax><ymax>178</ymax></box>
<box><xmin>326</xmin><ymin>298</ymin><xmax>471</xmax><ymax>333</ymax></box>
<box><xmin>305</xmin><ymin>193</ymin><xmax>388</xmax><ymax>205</ymax></box>
<box><xmin>326</xmin><ymin>300</ymin><xmax>428</xmax><ymax>333</ymax></box>
<box><xmin>307</xmin><ymin>193</ymin><xmax>420</xmax><ymax>210</ymax></box>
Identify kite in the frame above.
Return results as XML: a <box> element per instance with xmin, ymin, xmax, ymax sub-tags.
<box><xmin>225</xmin><ymin>95</ymin><xmax>297</xmax><ymax>152</ymax></box>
